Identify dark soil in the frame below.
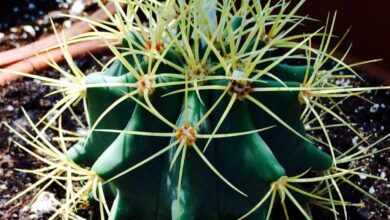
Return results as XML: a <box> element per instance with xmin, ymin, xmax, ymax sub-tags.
<box><xmin>0</xmin><ymin>0</ymin><xmax>97</xmax><ymax>51</ymax></box>
<box><xmin>0</xmin><ymin>1</ymin><xmax>389</xmax><ymax>220</ymax></box>
<box><xmin>0</xmin><ymin>1</ymin><xmax>104</xmax><ymax>219</ymax></box>
<box><xmin>309</xmin><ymin>73</ymin><xmax>390</xmax><ymax>220</ymax></box>
<box><xmin>0</xmin><ymin>0</ymin><xmax>59</xmax><ymax>31</ymax></box>
<box><xmin>0</xmin><ymin>57</ymin><xmax>108</xmax><ymax>220</ymax></box>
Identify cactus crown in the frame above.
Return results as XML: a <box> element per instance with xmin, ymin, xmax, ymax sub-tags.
<box><xmin>4</xmin><ymin>0</ymin><xmax>390</xmax><ymax>219</ymax></box>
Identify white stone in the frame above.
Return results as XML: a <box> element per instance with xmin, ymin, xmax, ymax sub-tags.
<box><xmin>6</xmin><ymin>105</ymin><xmax>14</xmax><ymax>111</ymax></box>
<box><xmin>21</xmin><ymin>205</ymin><xmax>29</xmax><ymax>213</ymax></box>
<box><xmin>0</xmin><ymin>184</ymin><xmax>7</xmax><ymax>191</ymax></box>
<box><xmin>352</xmin><ymin>136</ymin><xmax>359</xmax><ymax>145</ymax></box>
<box><xmin>369</xmin><ymin>104</ymin><xmax>379</xmax><ymax>113</ymax></box>
<box><xmin>29</xmin><ymin>214</ymin><xmax>38</xmax><ymax>220</ymax></box>
<box><xmin>358</xmin><ymin>174</ymin><xmax>367</xmax><ymax>180</ymax></box>
<box><xmin>23</xmin><ymin>25</ymin><xmax>36</xmax><ymax>37</ymax></box>
<box><xmin>63</xmin><ymin>20</ymin><xmax>72</xmax><ymax>29</ymax></box>
<box><xmin>70</xmin><ymin>0</ymin><xmax>85</xmax><ymax>16</ymax></box>
<box><xmin>30</xmin><ymin>192</ymin><xmax>60</xmax><ymax>216</ymax></box>
<box><xmin>380</xmin><ymin>171</ymin><xmax>386</xmax><ymax>179</ymax></box>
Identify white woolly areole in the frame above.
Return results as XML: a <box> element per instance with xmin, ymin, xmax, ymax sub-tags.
<box><xmin>232</xmin><ymin>69</ymin><xmax>245</xmax><ymax>79</ymax></box>
<box><xmin>144</xmin><ymin>75</ymin><xmax>152</xmax><ymax>89</ymax></box>
<box><xmin>182</xmin><ymin>127</ymin><xmax>195</xmax><ymax>140</ymax></box>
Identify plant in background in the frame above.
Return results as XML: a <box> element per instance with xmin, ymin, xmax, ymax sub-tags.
<box><xmin>4</xmin><ymin>0</ymin><xmax>390</xmax><ymax>219</ymax></box>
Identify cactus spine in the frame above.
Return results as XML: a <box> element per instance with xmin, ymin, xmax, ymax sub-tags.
<box><xmin>5</xmin><ymin>0</ymin><xmax>390</xmax><ymax>219</ymax></box>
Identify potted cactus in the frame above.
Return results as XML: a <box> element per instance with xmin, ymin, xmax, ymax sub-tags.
<box><xmin>3</xmin><ymin>0</ymin><xmax>389</xmax><ymax>219</ymax></box>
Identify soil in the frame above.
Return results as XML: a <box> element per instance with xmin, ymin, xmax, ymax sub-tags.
<box><xmin>311</xmin><ymin>72</ymin><xmax>390</xmax><ymax>220</ymax></box>
<box><xmin>0</xmin><ymin>1</ymin><xmax>104</xmax><ymax>219</ymax></box>
<box><xmin>0</xmin><ymin>0</ymin><xmax>98</xmax><ymax>51</ymax></box>
<box><xmin>0</xmin><ymin>1</ymin><xmax>389</xmax><ymax>220</ymax></box>
<box><xmin>0</xmin><ymin>0</ymin><xmax>59</xmax><ymax>32</ymax></box>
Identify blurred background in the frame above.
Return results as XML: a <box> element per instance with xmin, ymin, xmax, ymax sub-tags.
<box><xmin>300</xmin><ymin>0</ymin><xmax>390</xmax><ymax>83</ymax></box>
<box><xmin>0</xmin><ymin>0</ymin><xmax>57</xmax><ymax>31</ymax></box>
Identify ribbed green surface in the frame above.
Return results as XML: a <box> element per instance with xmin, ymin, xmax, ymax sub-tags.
<box><xmin>67</xmin><ymin>50</ymin><xmax>332</xmax><ymax>219</ymax></box>
<box><xmin>67</xmin><ymin>3</ymin><xmax>333</xmax><ymax>218</ymax></box>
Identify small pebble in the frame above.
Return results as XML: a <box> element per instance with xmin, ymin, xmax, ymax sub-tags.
<box><xmin>21</xmin><ymin>205</ymin><xmax>29</xmax><ymax>213</ymax></box>
<box><xmin>370</xmin><ymin>104</ymin><xmax>379</xmax><ymax>113</ymax></box>
<box><xmin>30</xmin><ymin>192</ymin><xmax>61</xmax><ymax>216</ymax></box>
<box><xmin>63</xmin><ymin>20</ymin><xmax>72</xmax><ymax>29</ymax></box>
<box><xmin>380</xmin><ymin>171</ymin><xmax>386</xmax><ymax>179</ymax></box>
<box><xmin>70</xmin><ymin>0</ymin><xmax>85</xmax><ymax>15</ymax></box>
<box><xmin>352</xmin><ymin>136</ymin><xmax>359</xmax><ymax>145</ymax></box>
<box><xmin>0</xmin><ymin>184</ymin><xmax>7</xmax><ymax>191</ymax></box>
<box><xmin>23</xmin><ymin>25</ymin><xmax>36</xmax><ymax>37</ymax></box>
<box><xmin>6</xmin><ymin>105</ymin><xmax>14</xmax><ymax>111</ymax></box>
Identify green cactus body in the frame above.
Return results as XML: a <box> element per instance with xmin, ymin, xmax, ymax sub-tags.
<box><xmin>65</xmin><ymin>1</ymin><xmax>337</xmax><ymax>219</ymax></box>
<box><xmin>67</xmin><ymin>54</ymin><xmax>332</xmax><ymax>219</ymax></box>
<box><xmin>67</xmin><ymin>72</ymin><xmax>137</xmax><ymax>165</ymax></box>
<box><xmin>210</xmin><ymin>82</ymin><xmax>285</xmax><ymax>219</ymax></box>
<box><xmin>158</xmin><ymin>91</ymin><xmax>219</xmax><ymax>219</ymax></box>
<box><xmin>5</xmin><ymin>1</ymin><xmax>389</xmax><ymax>219</ymax></box>
<box><xmin>88</xmin><ymin>74</ymin><xmax>182</xmax><ymax>217</ymax></box>
<box><xmin>249</xmin><ymin>80</ymin><xmax>333</xmax><ymax>175</ymax></box>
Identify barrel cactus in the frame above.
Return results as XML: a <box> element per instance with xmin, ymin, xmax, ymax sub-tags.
<box><xmin>5</xmin><ymin>0</ymin><xmax>389</xmax><ymax>219</ymax></box>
